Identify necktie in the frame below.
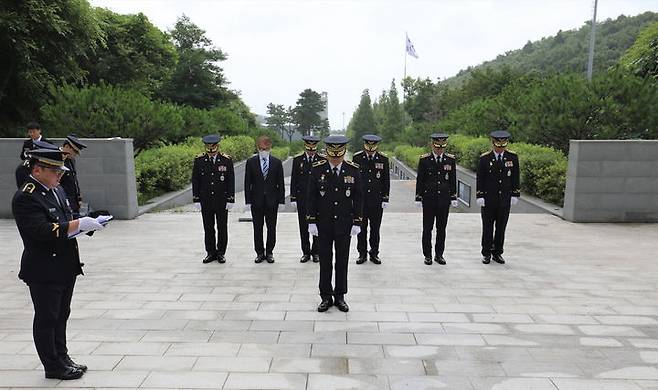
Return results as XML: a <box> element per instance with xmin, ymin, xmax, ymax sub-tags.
<box><xmin>262</xmin><ymin>157</ymin><xmax>269</xmax><ymax>177</ymax></box>
<box><xmin>50</xmin><ymin>189</ymin><xmax>62</xmax><ymax>208</ymax></box>
<box><xmin>333</xmin><ymin>167</ymin><xmax>339</xmax><ymax>177</ymax></box>
<box><xmin>497</xmin><ymin>154</ymin><xmax>502</xmax><ymax>163</ymax></box>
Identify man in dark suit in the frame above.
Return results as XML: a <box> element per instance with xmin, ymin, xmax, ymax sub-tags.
<box><xmin>20</xmin><ymin>122</ymin><xmax>52</xmax><ymax>160</ymax></box>
<box><xmin>12</xmin><ymin>148</ymin><xmax>108</xmax><ymax>380</ymax></box>
<box><xmin>352</xmin><ymin>134</ymin><xmax>390</xmax><ymax>265</ymax></box>
<box><xmin>290</xmin><ymin>135</ymin><xmax>326</xmax><ymax>263</ymax></box>
<box><xmin>244</xmin><ymin>136</ymin><xmax>285</xmax><ymax>263</ymax></box>
<box><xmin>60</xmin><ymin>135</ymin><xmax>87</xmax><ymax>218</ymax></box>
<box><xmin>476</xmin><ymin>130</ymin><xmax>521</xmax><ymax>265</ymax></box>
<box><xmin>192</xmin><ymin>134</ymin><xmax>235</xmax><ymax>264</ymax></box>
<box><xmin>415</xmin><ymin>133</ymin><xmax>458</xmax><ymax>265</ymax></box>
<box><xmin>16</xmin><ymin>140</ymin><xmax>60</xmax><ymax>188</ymax></box>
<box><xmin>306</xmin><ymin>135</ymin><xmax>363</xmax><ymax>313</ymax></box>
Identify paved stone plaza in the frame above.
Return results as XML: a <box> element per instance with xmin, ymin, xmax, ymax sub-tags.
<box><xmin>2</xmin><ymin>192</ymin><xmax>658</xmax><ymax>389</ymax></box>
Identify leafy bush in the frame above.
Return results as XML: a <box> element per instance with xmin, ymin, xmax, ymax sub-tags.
<box><xmin>271</xmin><ymin>146</ymin><xmax>290</xmax><ymax>160</ymax></box>
<box><xmin>393</xmin><ymin>145</ymin><xmax>426</xmax><ymax>169</ymax></box>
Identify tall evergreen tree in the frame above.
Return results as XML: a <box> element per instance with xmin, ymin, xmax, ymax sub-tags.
<box><xmin>292</xmin><ymin>88</ymin><xmax>325</xmax><ymax>136</ymax></box>
<box><xmin>348</xmin><ymin>89</ymin><xmax>376</xmax><ymax>151</ymax></box>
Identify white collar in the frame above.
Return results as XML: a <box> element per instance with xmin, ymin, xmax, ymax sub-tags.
<box><xmin>329</xmin><ymin>162</ymin><xmax>342</xmax><ymax>172</ymax></box>
<box><xmin>494</xmin><ymin>150</ymin><xmax>504</xmax><ymax>159</ymax></box>
<box><xmin>433</xmin><ymin>152</ymin><xmax>444</xmax><ymax>160</ymax></box>
<box><xmin>305</xmin><ymin>152</ymin><xmax>314</xmax><ymax>160</ymax></box>
<box><xmin>29</xmin><ymin>175</ymin><xmax>51</xmax><ymax>191</ymax></box>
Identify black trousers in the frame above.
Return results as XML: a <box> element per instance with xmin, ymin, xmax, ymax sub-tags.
<box><xmin>28</xmin><ymin>280</ymin><xmax>75</xmax><ymax>372</ymax></box>
<box><xmin>296</xmin><ymin>201</ymin><xmax>317</xmax><ymax>256</ymax></box>
<box><xmin>422</xmin><ymin>203</ymin><xmax>450</xmax><ymax>258</ymax></box>
<box><xmin>318</xmin><ymin>227</ymin><xmax>351</xmax><ymax>298</ymax></box>
<box><xmin>251</xmin><ymin>204</ymin><xmax>278</xmax><ymax>255</ymax></box>
<box><xmin>480</xmin><ymin>202</ymin><xmax>511</xmax><ymax>256</ymax></box>
<box><xmin>357</xmin><ymin>204</ymin><xmax>383</xmax><ymax>257</ymax></box>
<box><xmin>201</xmin><ymin>204</ymin><xmax>229</xmax><ymax>256</ymax></box>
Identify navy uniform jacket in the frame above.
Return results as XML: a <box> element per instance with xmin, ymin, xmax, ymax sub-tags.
<box><xmin>306</xmin><ymin>160</ymin><xmax>363</xmax><ymax>236</ymax></box>
<box><xmin>476</xmin><ymin>150</ymin><xmax>521</xmax><ymax>205</ymax></box>
<box><xmin>15</xmin><ymin>161</ymin><xmax>30</xmax><ymax>188</ymax></box>
<box><xmin>290</xmin><ymin>152</ymin><xmax>326</xmax><ymax>204</ymax></box>
<box><xmin>244</xmin><ymin>154</ymin><xmax>285</xmax><ymax>208</ymax></box>
<box><xmin>352</xmin><ymin>151</ymin><xmax>390</xmax><ymax>207</ymax></box>
<box><xmin>20</xmin><ymin>138</ymin><xmax>52</xmax><ymax>160</ymax></box>
<box><xmin>415</xmin><ymin>153</ymin><xmax>457</xmax><ymax>207</ymax></box>
<box><xmin>12</xmin><ymin>177</ymin><xmax>83</xmax><ymax>284</ymax></box>
<box><xmin>192</xmin><ymin>152</ymin><xmax>235</xmax><ymax>208</ymax></box>
<box><xmin>60</xmin><ymin>158</ymin><xmax>82</xmax><ymax>212</ymax></box>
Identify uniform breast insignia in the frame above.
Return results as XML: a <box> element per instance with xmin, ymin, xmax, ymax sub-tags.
<box><xmin>218</xmin><ymin>165</ymin><xmax>227</xmax><ymax>171</ymax></box>
<box><xmin>443</xmin><ymin>164</ymin><xmax>451</xmax><ymax>171</ymax></box>
<box><xmin>375</xmin><ymin>163</ymin><xmax>384</xmax><ymax>169</ymax></box>
<box><xmin>505</xmin><ymin>161</ymin><xmax>514</xmax><ymax>167</ymax></box>
<box><xmin>376</xmin><ymin>171</ymin><xmax>381</xmax><ymax>179</ymax></box>
<box><xmin>220</xmin><ymin>175</ymin><xmax>225</xmax><ymax>181</ymax></box>
<box><xmin>51</xmin><ymin>223</ymin><xmax>59</xmax><ymax>235</ymax></box>
<box><xmin>345</xmin><ymin>188</ymin><xmax>351</xmax><ymax>197</ymax></box>
<box><xmin>344</xmin><ymin>176</ymin><xmax>354</xmax><ymax>184</ymax></box>
<box><xmin>508</xmin><ymin>171</ymin><xmax>511</xmax><ymax>177</ymax></box>
<box><xmin>320</xmin><ymin>190</ymin><xmax>325</xmax><ymax>197</ymax></box>
<box><xmin>313</xmin><ymin>160</ymin><xmax>327</xmax><ymax>167</ymax></box>
<box><xmin>22</xmin><ymin>183</ymin><xmax>35</xmax><ymax>194</ymax></box>
<box><xmin>445</xmin><ymin>173</ymin><xmax>449</xmax><ymax>180</ymax></box>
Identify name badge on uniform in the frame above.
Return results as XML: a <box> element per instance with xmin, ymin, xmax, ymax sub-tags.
<box><xmin>218</xmin><ymin>165</ymin><xmax>227</xmax><ymax>171</ymax></box>
<box><xmin>345</xmin><ymin>188</ymin><xmax>351</xmax><ymax>197</ymax></box>
<box><xmin>376</xmin><ymin>171</ymin><xmax>381</xmax><ymax>179</ymax></box>
<box><xmin>444</xmin><ymin>164</ymin><xmax>451</xmax><ymax>171</ymax></box>
<box><xmin>344</xmin><ymin>176</ymin><xmax>354</xmax><ymax>184</ymax></box>
<box><xmin>375</xmin><ymin>163</ymin><xmax>384</xmax><ymax>169</ymax></box>
<box><xmin>220</xmin><ymin>175</ymin><xmax>225</xmax><ymax>181</ymax></box>
<box><xmin>505</xmin><ymin>161</ymin><xmax>514</xmax><ymax>167</ymax></box>
<box><xmin>49</xmin><ymin>208</ymin><xmax>56</xmax><ymax>213</ymax></box>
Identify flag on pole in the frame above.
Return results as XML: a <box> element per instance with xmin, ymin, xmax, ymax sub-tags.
<box><xmin>405</xmin><ymin>33</ymin><xmax>419</xmax><ymax>59</ymax></box>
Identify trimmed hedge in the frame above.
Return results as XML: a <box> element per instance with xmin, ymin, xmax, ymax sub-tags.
<box><xmin>135</xmin><ymin>135</ymin><xmax>255</xmax><ymax>203</ymax></box>
<box><xmin>394</xmin><ymin>136</ymin><xmax>567</xmax><ymax>206</ymax></box>
<box><xmin>271</xmin><ymin>146</ymin><xmax>290</xmax><ymax>160</ymax></box>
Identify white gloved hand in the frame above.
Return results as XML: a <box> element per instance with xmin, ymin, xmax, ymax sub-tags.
<box><xmin>415</xmin><ymin>201</ymin><xmax>422</xmax><ymax>209</ymax></box>
<box><xmin>78</xmin><ymin>216</ymin><xmax>104</xmax><ymax>232</ymax></box>
<box><xmin>381</xmin><ymin>202</ymin><xmax>389</xmax><ymax>209</ymax></box>
<box><xmin>225</xmin><ymin>203</ymin><xmax>233</xmax><ymax>211</ymax></box>
<box><xmin>350</xmin><ymin>225</ymin><xmax>361</xmax><ymax>236</ymax></box>
<box><xmin>193</xmin><ymin>202</ymin><xmax>201</xmax><ymax>211</ymax></box>
<box><xmin>476</xmin><ymin>198</ymin><xmax>485</xmax><ymax>207</ymax></box>
<box><xmin>96</xmin><ymin>215</ymin><xmax>113</xmax><ymax>226</ymax></box>
<box><xmin>290</xmin><ymin>201</ymin><xmax>297</xmax><ymax>211</ymax></box>
<box><xmin>308</xmin><ymin>223</ymin><xmax>318</xmax><ymax>236</ymax></box>
<box><xmin>451</xmin><ymin>200</ymin><xmax>458</xmax><ymax>208</ymax></box>
<box><xmin>510</xmin><ymin>197</ymin><xmax>519</xmax><ymax>206</ymax></box>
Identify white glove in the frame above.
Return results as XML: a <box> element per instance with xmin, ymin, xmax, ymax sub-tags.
<box><xmin>193</xmin><ymin>202</ymin><xmax>201</xmax><ymax>211</ymax></box>
<box><xmin>415</xmin><ymin>201</ymin><xmax>422</xmax><ymax>209</ymax></box>
<box><xmin>225</xmin><ymin>203</ymin><xmax>233</xmax><ymax>211</ymax></box>
<box><xmin>78</xmin><ymin>216</ymin><xmax>104</xmax><ymax>232</ymax></box>
<box><xmin>510</xmin><ymin>197</ymin><xmax>519</xmax><ymax>206</ymax></box>
<box><xmin>290</xmin><ymin>201</ymin><xmax>297</xmax><ymax>211</ymax></box>
<box><xmin>451</xmin><ymin>200</ymin><xmax>458</xmax><ymax>208</ymax></box>
<box><xmin>308</xmin><ymin>223</ymin><xmax>318</xmax><ymax>236</ymax></box>
<box><xmin>350</xmin><ymin>225</ymin><xmax>361</xmax><ymax>236</ymax></box>
<box><xmin>96</xmin><ymin>215</ymin><xmax>113</xmax><ymax>226</ymax></box>
<box><xmin>381</xmin><ymin>202</ymin><xmax>389</xmax><ymax>209</ymax></box>
<box><xmin>476</xmin><ymin>198</ymin><xmax>485</xmax><ymax>207</ymax></box>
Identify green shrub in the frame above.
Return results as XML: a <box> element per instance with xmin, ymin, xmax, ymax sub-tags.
<box><xmin>271</xmin><ymin>146</ymin><xmax>289</xmax><ymax>160</ymax></box>
<box><xmin>289</xmin><ymin>140</ymin><xmax>305</xmax><ymax>155</ymax></box>
<box><xmin>394</xmin><ymin>145</ymin><xmax>426</xmax><ymax>169</ymax></box>
<box><xmin>218</xmin><ymin>135</ymin><xmax>255</xmax><ymax>161</ymax></box>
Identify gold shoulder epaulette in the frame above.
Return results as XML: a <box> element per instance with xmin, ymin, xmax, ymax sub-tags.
<box><xmin>22</xmin><ymin>182</ymin><xmax>35</xmax><ymax>194</ymax></box>
<box><xmin>220</xmin><ymin>152</ymin><xmax>232</xmax><ymax>159</ymax></box>
<box><xmin>195</xmin><ymin>153</ymin><xmax>205</xmax><ymax>158</ymax></box>
<box><xmin>294</xmin><ymin>152</ymin><xmax>304</xmax><ymax>158</ymax></box>
<box><xmin>445</xmin><ymin>153</ymin><xmax>455</xmax><ymax>159</ymax></box>
<box><xmin>420</xmin><ymin>152</ymin><xmax>431</xmax><ymax>158</ymax></box>
<box><xmin>353</xmin><ymin>150</ymin><xmax>364</xmax><ymax>156</ymax></box>
<box><xmin>506</xmin><ymin>149</ymin><xmax>517</xmax><ymax>155</ymax></box>
<box><xmin>378</xmin><ymin>151</ymin><xmax>389</xmax><ymax>158</ymax></box>
<box><xmin>480</xmin><ymin>150</ymin><xmax>492</xmax><ymax>157</ymax></box>
<box><xmin>345</xmin><ymin>160</ymin><xmax>359</xmax><ymax>168</ymax></box>
<box><xmin>313</xmin><ymin>160</ymin><xmax>327</xmax><ymax>167</ymax></box>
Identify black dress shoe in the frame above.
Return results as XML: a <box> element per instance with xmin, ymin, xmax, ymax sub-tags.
<box><xmin>356</xmin><ymin>255</ymin><xmax>367</xmax><ymax>264</ymax></box>
<box><xmin>317</xmin><ymin>299</ymin><xmax>333</xmax><ymax>312</ymax></box>
<box><xmin>45</xmin><ymin>366</ymin><xmax>84</xmax><ymax>380</ymax></box>
<box><xmin>61</xmin><ymin>355</ymin><xmax>87</xmax><ymax>372</ymax></box>
<box><xmin>370</xmin><ymin>255</ymin><xmax>381</xmax><ymax>265</ymax></box>
<box><xmin>312</xmin><ymin>254</ymin><xmax>320</xmax><ymax>263</ymax></box>
<box><xmin>493</xmin><ymin>254</ymin><xmax>505</xmax><ymax>264</ymax></box>
<box><xmin>300</xmin><ymin>254</ymin><xmax>310</xmax><ymax>263</ymax></box>
<box><xmin>424</xmin><ymin>257</ymin><xmax>432</xmax><ymax>265</ymax></box>
<box><xmin>482</xmin><ymin>255</ymin><xmax>491</xmax><ymax>264</ymax></box>
<box><xmin>334</xmin><ymin>299</ymin><xmax>349</xmax><ymax>312</ymax></box>
<box><xmin>435</xmin><ymin>256</ymin><xmax>446</xmax><ymax>265</ymax></box>
<box><xmin>255</xmin><ymin>254</ymin><xmax>265</xmax><ymax>263</ymax></box>
<box><xmin>217</xmin><ymin>255</ymin><xmax>226</xmax><ymax>264</ymax></box>
<box><xmin>202</xmin><ymin>254</ymin><xmax>216</xmax><ymax>264</ymax></box>
<box><xmin>266</xmin><ymin>254</ymin><xmax>275</xmax><ymax>263</ymax></box>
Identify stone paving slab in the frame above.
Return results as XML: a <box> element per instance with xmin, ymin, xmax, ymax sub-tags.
<box><xmin>1</xmin><ymin>204</ymin><xmax>658</xmax><ymax>389</ymax></box>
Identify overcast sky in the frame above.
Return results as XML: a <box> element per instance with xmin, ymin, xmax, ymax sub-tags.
<box><xmin>89</xmin><ymin>0</ymin><xmax>656</xmax><ymax>131</ymax></box>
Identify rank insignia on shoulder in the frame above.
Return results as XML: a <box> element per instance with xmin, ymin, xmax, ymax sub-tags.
<box><xmin>506</xmin><ymin>149</ymin><xmax>517</xmax><ymax>155</ymax></box>
<box><xmin>196</xmin><ymin>153</ymin><xmax>205</xmax><ymax>158</ymax></box>
<box><xmin>445</xmin><ymin>153</ymin><xmax>455</xmax><ymax>159</ymax></box>
<box><xmin>22</xmin><ymin>183</ymin><xmax>35</xmax><ymax>194</ymax></box>
<box><xmin>353</xmin><ymin>150</ymin><xmax>363</xmax><ymax>155</ymax></box>
<box><xmin>220</xmin><ymin>152</ymin><xmax>232</xmax><ymax>159</ymax></box>
<box><xmin>481</xmin><ymin>150</ymin><xmax>492</xmax><ymax>157</ymax></box>
<box><xmin>345</xmin><ymin>160</ymin><xmax>359</xmax><ymax>168</ymax></box>
<box><xmin>378</xmin><ymin>151</ymin><xmax>388</xmax><ymax>158</ymax></box>
<box><xmin>313</xmin><ymin>160</ymin><xmax>327</xmax><ymax>167</ymax></box>
<box><xmin>420</xmin><ymin>153</ymin><xmax>431</xmax><ymax>158</ymax></box>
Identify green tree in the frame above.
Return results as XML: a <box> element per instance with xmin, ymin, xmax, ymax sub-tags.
<box><xmin>382</xmin><ymin>79</ymin><xmax>403</xmax><ymax>141</ymax></box>
<box><xmin>157</xmin><ymin>15</ymin><xmax>233</xmax><ymax>109</ymax></box>
<box><xmin>621</xmin><ymin>21</ymin><xmax>658</xmax><ymax>79</ymax></box>
<box><xmin>292</xmin><ymin>88</ymin><xmax>325</xmax><ymax>136</ymax></box>
<box><xmin>266</xmin><ymin>103</ymin><xmax>288</xmax><ymax>139</ymax></box>
<box><xmin>83</xmin><ymin>8</ymin><xmax>177</xmax><ymax>95</ymax></box>
<box><xmin>348</xmin><ymin>89</ymin><xmax>376</xmax><ymax>151</ymax></box>
<box><xmin>0</xmin><ymin>0</ymin><xmax>103</xmax><ymax>133</ymax></box>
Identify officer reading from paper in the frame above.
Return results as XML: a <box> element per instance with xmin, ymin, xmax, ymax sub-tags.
<box><xmin>12</xmin><ymin>148</ymin><xmax>111</xmax><ymax>380</ymax></box>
